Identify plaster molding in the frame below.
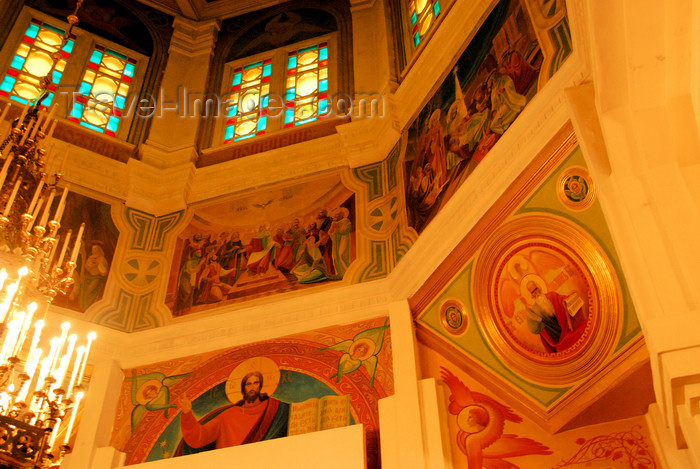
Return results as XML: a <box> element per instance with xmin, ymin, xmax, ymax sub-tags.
<box><xmin>60</xmin><ymin>141</ymin><xmax>130</xmax><ymax>201</ymax></box>
<box><xmin>125</xmin><ymin>158</ymin><xmax>196</xmax><ymax>216</ymax></box>
<box><xmin>349</xmin><ymin>0</ymin><xmax>376</xmax><ymax>12</ymax></box>
<box><xmin>169</xmin><ymin>16</ymin><xmax>220</xmax><ymax>57</ymax></box>
<box><xmin>139</xmin><ymin>139</ymin><xmax>199</xmax><ymax>169</ymax></box>
<box><xmin>339</xmin><ymin>114</ymin><xmax>401</xmax><ymax>168</ymax></box>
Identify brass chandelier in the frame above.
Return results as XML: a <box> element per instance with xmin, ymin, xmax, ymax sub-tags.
<box><xmin>0</xmin><ymin>0</ymin><xmax>97</xmax><ymax>467</ymax></box>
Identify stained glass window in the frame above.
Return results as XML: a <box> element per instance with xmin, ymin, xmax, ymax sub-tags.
<box><xmin>0</xmin><ymin>19</ymin><xmax>74</xmax><ymax>108</ymax></box>
<box><xmin>284</xmin><ymin>43</ymin><xmax>329</xmax><ymax>127</ymax></box>
<box><xmin>68</xmin><ymin>45</ymin><xmax>137</xmax><ymax>137</ymax></box>
<box><xmin>223</xmin><ymin>58</ymin><xmax>272</xmax><ymax>143</ymax></box>
<box><xmin>409</xmin><ymin>0</ymin><xmax>441</xmax><ymax>47</ymax></box>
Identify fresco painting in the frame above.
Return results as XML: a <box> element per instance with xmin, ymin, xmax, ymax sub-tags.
<box><xmin>51</xmin><ymin>192</ymin><xmax>118</xmax><ymax>313</ymax></box>
<box><xmin>405</xmin><ymin>0</ymin><xmax>546</xmax><ymax>232</ymax></box>
<box><xmin>110</xmin><ymin>317</ymin><xmax>392</xmax><ymax>468</ymax></box>
<box><xmin>167</xmin><ymin>174</ymin><xmax>356</xmax><ymax>316</ymax></box>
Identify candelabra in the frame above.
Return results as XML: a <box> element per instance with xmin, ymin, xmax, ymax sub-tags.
<box><xmin>0</xmin><ymin>1</ymin><xmax>96</xmax><ymax>467</ymax></box>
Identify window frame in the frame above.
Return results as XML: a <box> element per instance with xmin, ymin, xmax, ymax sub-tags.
<box><xmin>214</xmin><ymin>32</ymin><xmax>338</xmax><ymax>146</ymax></box>
<box><xmin>0</xmin><ymin>7</ymin><xmax>149</xmax><ymax>141</ymax></box>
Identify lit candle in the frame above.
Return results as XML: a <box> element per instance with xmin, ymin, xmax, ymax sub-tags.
<box><xmin>51</xmin><ymin>322</ymin><xmax>70</xmax><ymax>373</ymax></box>
<box><xmin>25</xmin><ymin>319</ymin><xmax>44</xmax><ymax>370</ymax></box>
<box><xmin>0</xmin><ymin>269</ymin><xmax>6</xmax><ymax>290</ymax></box>
<box><xmin>70</xmin><ymin>223</ymin><xmax>85</xmax><ymax>263</ymax></box>
<box><xmin>63</xmin><ymin>391</ymin><xmax>83</xmax><ymax>445</ymax></box>
<box><xmin>66</xmin><ymin>345</ymin><xmax>84</xmax><ymax>397</ymax></box>
<box><xmin>38</xmin><ymin>187</ymin><xmax>56</xmax><ymax>227</ymax></box>
<box><xmin>52</xmin><ymin>185</ymin><xmax>69</xmax><ymax>223</ymax></box>
<box><xmin>76</xmin><ymin>332</ymin><xmax>96</xmax><ymax>386</ymax></box>
<box><xmin>55</xmin><ymin>334</ymin><xmax>76</xmax><ymax>389</ymax></box>
<box><xmin>27</xmin><ymin>178</ymin><xmax>45</xmax><ymax>215</ymax></box>
<box><xmin>2</xmin><ymin>176</ymin><xmax>22</xmax><ymax>217</ymax></box>
<box><xmin>20</xmin><ymin>347</ymin><xmax>42</xmax><ymax>405</ymax></box>
<box><xmin>44</xmin><ymin>338</ymin><xmax>60</xmax><ymax>382</ymax></box>
<box><xmin>0</xmin><ymin>153</ymin><xmax>14</xmax><ymax>187</ymax></box>
<box><xmin>0</xmin><ymin>318</ymin><xmax>21</xmax><ymax>364</ymax></box>
<box><xmin>0</xmin><ymin>282</ymin><xmax>17</xmax><ymax>323</ymax></box>
<box><xmin>50</xmin><ymin>417</ymin><xmax>62</xmax><ymax>448</ymax></box>
<box><xmin>55</xmin><ymin>229</ymin><xmax>72</xmax><ymax>268</ymax></box>
<box><xmin>12</xmin><ymin>302</ymin><xmax>36</xmax><ymax>357</ymax></box>
<box><xmin>34</xmin><ymin>357</ymin><xmax>51</xmax><ymax>396</ymax></box>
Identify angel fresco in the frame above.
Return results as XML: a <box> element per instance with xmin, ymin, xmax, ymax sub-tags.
<box><xmin>321</xmin><ymin>318</ymin><xmax>389</xmax><ymax>386</ymax></box>
<box><xmin>129</xmin><ymin>370</ymin><xmax>190</xmax><ymax>432</ymax></box>
<box><xmin>440</xmin><ymin>367</ymin><xmax>551</xmax><ymax>468</ymax></box>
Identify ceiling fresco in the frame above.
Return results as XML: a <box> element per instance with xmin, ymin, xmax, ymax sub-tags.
<box><xmin>411</xmin><ymin>124</ymin><xmax>651</xmax><ymax>431</ymax></box>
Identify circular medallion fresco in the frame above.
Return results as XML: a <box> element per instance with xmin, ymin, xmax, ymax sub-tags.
<box><xmin>440</xmin><ymin>299</ymin><xmax>468</xmax><ymax>335</ymax></box>
<box><xmin>557</xmin><ymin>166</ymin><xmax>595</xmax><ymax>211</ymax></box>
<box><xmin>473</xmin><ymin>214</ymin><xmax>622</xmax><ymax>384</ymax></box>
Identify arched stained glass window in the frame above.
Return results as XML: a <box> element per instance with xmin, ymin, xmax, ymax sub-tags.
<box><xmin>68</xmin><ymin>46</ymin><xmax>137</xmax><ymax>137</ymax></box>
<box><xmin>409</xmin><ymin>0</ymin><xmax>441</xmax><ymax>47</ymax></box>
<box><xmin>0</xmin><ymin>19</ymin><xmax>74</xmax><ymax>108</ymax></box>
<box><xmin>223</xmin><ymin>58</ymin><xmax>272</xmax><ymax>143</ymax></box>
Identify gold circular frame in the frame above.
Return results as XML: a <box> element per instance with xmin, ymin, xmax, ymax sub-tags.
<box><xmin>473</xmin><ymin>214</ymin><xmax>622</xmax><ymax>385</ymax></box>
<box><xmin>557</xmin><ymin>166</ymin><xmax>595</xmax><ymax>211</ymax></box>
<box><xmin>439</xmin><ymin>299</ymin><xmax>468</xmax><ymax>335</ymax></box>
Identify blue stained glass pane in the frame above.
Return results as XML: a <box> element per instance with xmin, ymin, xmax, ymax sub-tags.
<box><xmin>90</xmin><ymin>51</ymin><xmax>103</xmax><ymax>64</ymax></box>
<box><xmin>285</xmin><ymin>109</ymin><xmax>294</xmax><ymax>123</ymax></box>
<box><xmin>319</xmin><ymin>48</ymin><xmax>328</xmax><ymax>61</ymax></box>
<box><xmin>25</xmin><ymin>24</ymin><xmax>40</xmax><ymax>38</ymax></box>
<box><xmin>105</xmin><ymin>48</ymin><xmax>127</xmax><ymax>60</ymax></box>
<box><xmin>287</xmin><ymin>56</ymin><xmax>297</xmax><ymax>69</ymax></box>
<box><xmin>115</xmin><ymin>95</ymin><xmax>125</xmax><ymax>109</ymax></box>
<box><xmin>43</xmin><ymin>24</ymin><xmax>65</xmax><ymax>35</ymax></box>
<box><xmin>11</xmin><ymin>56</ymin><xmax>25</xmax><ymax>69</ymax></box>
<box><xmin>79</xmin><ymin>82</ymin><xmax>91</xmax><ymax>95</ymax></box>
<box><xmin>231</xmin><ymin>73</ymin><xmax>242</xmax><ymax>86</ymax></box>
<box><xmin>299</xmin><ymin>45</ymin><xmax>318</xmax><ymax>53</ymax></box>
<box><xmin>224</xmin><ymin>126</ymin><xmax>235</xmax><ymax>140</ymax></box>
<box><xmin>257</xmin><ymin>116</ymin><xmax>267</xmax><ymax>131</ymax></box>
<box><xmin>106</xmin><ymin>116</ymin><xmax>119</xmax><ymax>132</ymax></box>
<box><xmin>319</xmin><ymin>100</ymin><xmax>328</xmax><ymax>113</ymax></box>
<box><xmin>319</xmin><ymin>80</ymin><xmax>328</xmax><ymax>92</ymax></box>
<box><xmin>411</xmin><ymin>12</ymin><xmax>417</xmax><ymax>25</ymax></box>
<box><xmin>227</xmin><ymin>104</ymin><xmax>238</xmax><ymax>117</ymax></box>
<box><xmin>9</xmin><ymin>96</ymin><xmax>27</xmax><ymax>104</ymax></box>
<box><xmin>433</xmin><ymin>1</ymin><xmax>440</xmax><ymax>16</ymax></box>
<box><xmin>62</xmin><ymin>40</ymin><xmax>74</xmax><ymax>53</ymax></box>
<box><xmin>414</xmin><ymin>33</ymin><xmax>420</xmax><ymax>47</ymax></box>
<box><xmin>234</xmin><ymin>134</ymin><xmax>255</xmax><ymax>141</ymax></box>
<box><xmin>285</xmin><ymin>89</ymin><xmax>295</xmax><ymax>101</ymax></box>
<box><xmin>0</xmin><ymin>77</ymin><xmax>15</xmax><ymax>92</ymax></box>
<box><xmin>295</xmin><ymin>117</ymin><xmax>317</xmax><ymax>126</ymax></box>
<box><xmin>124</xmin><ymin>63</ymin><xmax>135</xmax><ymax>77</ymax></box>
<box><xmin>80</xmin><ymin>121</ymin><xmax>104</xmax><ymax>133</ymax></box>
<box><xmin>261</xmin><ymin>96</ymin><xmax>268</xmax><ymax>108</ymax></box>
<box><xmin>51</xmin><ymin>70</ymin><xmax>62</xmax><ymax>83</ymax></box>
<box><xmin>262</xmin><ymin>63</ymin><xmax>272</xmax><ymax>77</ymax></box>
<box><xmin>244</xmin><ymin>61</ymin><xmax>263</xmax><ymax>70</ymax></box>
<box><xmin>70</xmin><ymin>103</ymin><xmax>84</xmax><ymax>118</ymax></box>
<box><xmin>44</xmin><ymin>93</ymin><xmax>54</xmax><ymax>105</ymax></box>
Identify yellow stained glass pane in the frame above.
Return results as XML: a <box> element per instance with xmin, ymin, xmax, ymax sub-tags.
<box><xmin>298</xmin><ymin>51</ymin><xmax>318</xmax><ymax>66</ymax></box>
<box><xmin>24</xmin><ymin>50</ymin><xmax>53</xmax><ymax>77</ymax></box>
<box><xmin>415</xmin><ymin>0</ymin><xmax>428</xmax><ymax>14</ymax></box>
<box><xmin>286</xmin><ymin>76</ymin><xmax>296</xmax><ymax>88</ymax></box>
<box><xmin>55</xmin><ymin>60</ymin><xmax>66</xmax><ymax>72</ymax></box>
<box><xmin>101</xmin><ymin>55</ymin><xmax>125</xmax><ymax>73</ymax></box>
<box><xmin>21</xmin><ymin>76</ymin><xmax>40</xmax><ymax>86</ymax></box>
<box><xmin>261</xmin><ymin>84</ymin><xmax>270</xmax><ymax>96</ymax></box>
<box><xmin>92</xmin><ymin>76</ymin><xmax>118</xmax><ymax>99</ymax></box>
<box><xmin>15</xmin><ymin>83</ymin><xmax>39</xmax><ymax>100</ymax></box>
<box><xmin>118</xmin><ymin>83</ymin><xmax>129</xmax><ymax>96</ymax></box>
<box><xmin>84</xmin><ymin>70</ymin><xmax>96</xmax><ymax>83</ymax></box>
<box><xmin>236</xmin><ymin>120</ymin><xmax>256</xmax><ymax>136</ymax></box>
<box><xmin>297</xmin><ymin>72</ymin><xmax>318</xmax><ymax>97</ymax></box>
<box><xmin>419</xmin><ymin>12</ymin><xmax>434</xmax><ymax>36</ymax></box>
<box><xmin>241</xmin><ymin>79</ymin><xmax>261</xmax><ymax>89</ymax></box>
<box><xmin>17</xmin><ymin>44</ymin><xmax>30</xmax><ymax>57</ymax></box>
<box><xmin>100</xmin><ymin>68</ymin><xmax>121</xmax><ymax>80</ymax></box>
<box><xmin>319</xmin><ymin>68</ymin><xmax>328</xmax><ymax>80</ymax></box>
<box><xmin>37</xmin><ymin>29</ymin><xmax>61</xmax><ymax>47</ymax></box>
<box><xmin>242</xmin><ymin>68</ymin><xmax>262</xmax><ymax>82</ymax></box>
<box><xmin>297</xmin><ymin>102</ymin><xmax>316</xmax><ymax>119</ymax></box>
<box><xmin>298</xmin><ymin>63</ymin><xmax>318</xmax><ymax>73</ymax></box>
<box><xmin>85</xmin><ymin>108</ymin><xmax>108</xmax><ymax>126</ymax></box>
<box><xmin>240</xmin><ymin>90</ymin><xmax>259</xmax><ymax>113</ymax></box>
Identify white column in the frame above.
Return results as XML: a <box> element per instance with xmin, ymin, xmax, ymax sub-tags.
<box><xmin>578</xmin><ymin>0</ymin><xmax>700</xmax><ymax>465</ymax></box>
<box><xmin>61</xmin><ymin>359</ymin><xmax>125</xmax><ymax>469</ymax></box>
